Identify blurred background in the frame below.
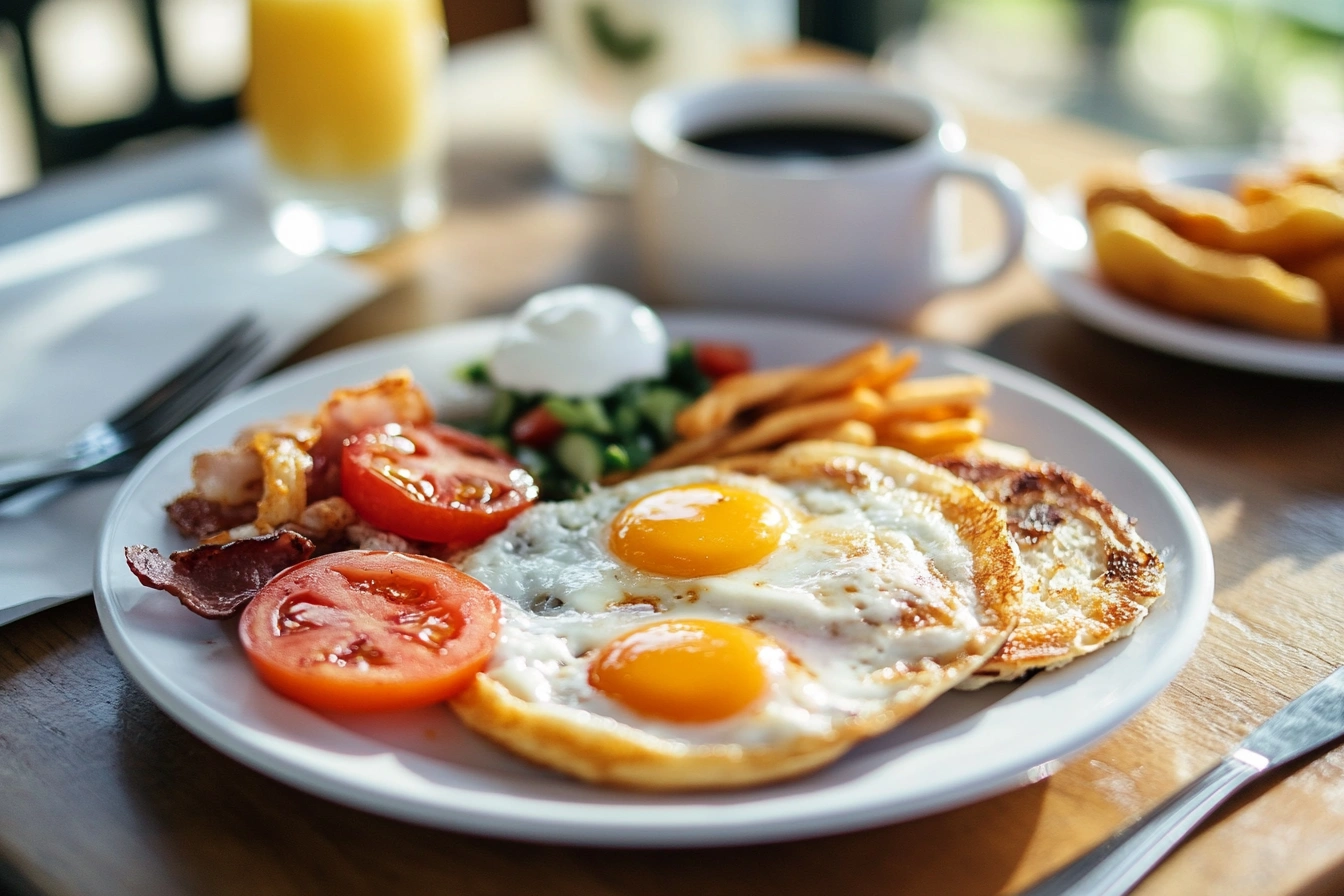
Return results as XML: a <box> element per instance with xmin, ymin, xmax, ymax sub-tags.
<box><xmin>0</xmin><ymin>0</ymin><xmax>1341</xmax><ymax>201</ymax></box>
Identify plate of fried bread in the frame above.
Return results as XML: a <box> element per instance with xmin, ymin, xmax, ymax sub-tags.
<box><xmin>95</xmin><ymin>302</ymin><xmax>1213</xmax><ymax>846</ymax></box>
<box><xmin>1028</xmin><ymin>148</ymin><xmax>1344</xmax><ymax>379</ymax></box>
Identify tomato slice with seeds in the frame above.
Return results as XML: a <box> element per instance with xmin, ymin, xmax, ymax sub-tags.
<box><xmin>239</xmin><ymin>551</ymin><xmax>500</xmax><ymax>712</ymax></box>
<box><xmin>342</xmin><ymin>423</ymin><xmax>537</xmax><ymax>547</ymax></box>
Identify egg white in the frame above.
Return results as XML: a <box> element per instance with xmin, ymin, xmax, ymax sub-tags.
<box><xmin>450</xmin><ymin>443</ymin><xmax>1023</xmax><ymax>787</ymax></box>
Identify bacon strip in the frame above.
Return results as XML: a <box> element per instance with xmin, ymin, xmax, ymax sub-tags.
<box><xmin>191</xmin><ymin>445</ymin><xmax>263</xmax><ymax>505</ymax></box>
<box><xmin>165</xmin><ymin>494</ymin><xmax>259</xmax><ymax>539</ymax></box>
<box><xmin>125</xmin><ymin>532</ymin><xmax>315</xmax><ymax>619</ymax></box>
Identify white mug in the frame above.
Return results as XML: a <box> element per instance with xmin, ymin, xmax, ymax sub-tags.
<box><xmin>631</xmin><ymin>78</ymin><xmax>1027</xmax><ymax>325</ymax></box>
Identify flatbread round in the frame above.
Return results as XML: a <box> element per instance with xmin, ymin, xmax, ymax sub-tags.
<box><xmin>936</xmin><ymin>448</ymin><xmax>1165</xmax><ymax>688</ymax></box>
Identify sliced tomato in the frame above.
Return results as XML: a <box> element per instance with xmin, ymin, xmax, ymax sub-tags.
<box><xmin>239</xmin><ymin>551</ymin><xmax>500</xmax><ymax>712</ymax></box>
<box><xmin>694</xmin><ymin>342</ymin><xmax>753</xmax><ymax>380</ymax></box>
<box><xmin>342</xmin><ymin>423</ymin><xmax>537</xmax><ymax>546</ymax></box>
<box><xmin>510</xmin><ymin>404</ymin><xmax>564</xmax><ymax>448</ymax></box>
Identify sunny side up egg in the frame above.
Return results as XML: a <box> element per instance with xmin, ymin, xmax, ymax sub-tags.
<box><xmin>449</xmin><ymin>442</ymin><xmax>1024</xmax><ymax>790</ymax></box>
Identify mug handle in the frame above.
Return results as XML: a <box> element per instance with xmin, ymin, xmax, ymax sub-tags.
<box><xmin>931</xmin><ymin>152</ymin><xmax>1028</xmax><ymax>292</ymax></box>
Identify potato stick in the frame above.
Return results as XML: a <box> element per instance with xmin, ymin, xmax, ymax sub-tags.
<box><xmin>674</xmin><ymin>365</ymin><xmax>808</xmax><ymax>439</ymax></box>
<box><xmin>798</xmin><ymin>419</ymin><xmax>877</xmax><ymax>446</ymax></box>
<box><xmin>770</xmin><ymin>342</ymin><xmax>889</xmax><ymax>408</ymax></box>
<box><xmin>878</xmin><ymin>417</ymin><xmax>985</xmax><ymax>458</ymax></box>
<box><xmin>715</xmin><ymin>388</ymin><xmax>883</xmax><ymax>457</ymax></box>
<box><xmin>886</xmin><ymin>402</ymin><xmax>976</xmax><ymax>424</ymax></box>
<box><xmin>640</xmin><ymin>427</ymin><xmax>736</xmax><ymax>475</ymax></box>
<box><xmin>880</xmin><ymin>417</ymin><xmax>985</xmax><ymax>441</ymax></box>
<box><xmin>857</xmin><ymin>350</ymin><xmax>919</xmax><ymax>391</ymax></box>
<box><xmin>881</xmin><ymin>375</ymin><xmax>991</xmax><ymax>415</ymax></box>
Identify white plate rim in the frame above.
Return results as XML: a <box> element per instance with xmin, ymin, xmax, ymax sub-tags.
<box><xmin>93</xmin><ymin>311</ymin><xmax>1214</xmax><ymax>847</ymax></box>
<box><xmin>1026</xmin><ymin>150</ymin><xmax>1344</xmax><ymax>381</ymax></box>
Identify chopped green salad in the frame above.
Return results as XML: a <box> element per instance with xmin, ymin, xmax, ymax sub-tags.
<box><xmin>459</xmin><ymin>342</ymin><xmax>712</xmax><ymax>499</ymax></box>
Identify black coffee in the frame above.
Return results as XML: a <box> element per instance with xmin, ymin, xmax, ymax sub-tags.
<box><xmin>689</xmin><ymin>122</ymin><xmax>916</xmax><ymax>160</ymax></box>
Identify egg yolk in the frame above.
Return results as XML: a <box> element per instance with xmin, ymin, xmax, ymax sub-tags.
<box><xmin>609</xmin><ymin>484</ymin><xmax>787</xmax><ymax>577</ymax></box>
<box><xmin>588</xmin><ymin>619</ymin><xmax>770</xmax><ymax>723</ymax></box>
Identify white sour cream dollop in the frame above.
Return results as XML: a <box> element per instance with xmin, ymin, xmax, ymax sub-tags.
<box><xmin>488</xmin><ymin>285</ymin><xmax>669</xmax><ymax>397</ymax></box>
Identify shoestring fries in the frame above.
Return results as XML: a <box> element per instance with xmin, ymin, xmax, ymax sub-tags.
<box><xmin>608</xmin><ymin>343</ymin><xmax>993</xmax><ymax>481</ymax></box>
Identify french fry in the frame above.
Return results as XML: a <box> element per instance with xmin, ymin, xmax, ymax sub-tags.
<box><xmin>658</xmin><ymin>342</ymin><xmax>992</xmax><ymax>477</ymax></box>
<box><xmin>1085</xmin><ymin>167</ymin><xmax>1344</xmax><ymax>262</ymax></box>
<box><xmin>857</xmin><ymin>350</ymin><xmax>919</xmax><ymax>391</ymax></box>
<box><xmin>877</xmin><ymin>417</ymin><xmax>985</xmax><ymax>458</ymax></box>
<box><xmin>880</xmin><ymin>375</ymin><xmax>991</xmax><ymax>417</ymax></box>
<box><xmin>674</xmin><ymin>365</ymin><xmax>807</xmax><ymax>439</ymax></box>
<box><xmin>797</xmin><ymin>419</ymin><xmax>877</xmax><ymax>446</ymax></box>
<box><xmin>1089</xmin><ymin>203</ymin><xmax>1330</xmax><ymax>341</ymax></box>
<box><xmin>885</xmin><ymin>402</ymin><xmax>977</xmax><ymax>423</ymax></box>
<box><xmin>636</xmin><ymin>428</ymin><xmax>737</xmax><ymax>476</ymax></box>
<box><xmin>715</xmin><ymin>388</ymin><xmax>883</xmax><ymax>457</ymax></box>
<box><xmin>768</xmin><ymin>342</ymin><xmax>890</xmax><ymax>408</ymax></box>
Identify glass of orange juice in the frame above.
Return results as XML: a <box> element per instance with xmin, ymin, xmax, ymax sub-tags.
<box><xmin>246</xmin><ymin>0</ymin><xmax>446</xmax><ymax>255</ymax></box>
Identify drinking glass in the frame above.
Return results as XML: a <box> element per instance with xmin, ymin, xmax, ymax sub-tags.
<box><xmin>246</xmin><ymin>0</ymin><xmax>446</xmax><ymax>255</ymax></box>
<box><xmin>533</xmin><ymin>0</ymin><xmax>796</xmax><ymax>193</ymax></box>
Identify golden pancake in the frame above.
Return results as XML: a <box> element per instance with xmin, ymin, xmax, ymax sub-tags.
<box><xmin>935</xmin><ymin>443</ymin><xmax>1164</xmax><ymax>688</ymax></box>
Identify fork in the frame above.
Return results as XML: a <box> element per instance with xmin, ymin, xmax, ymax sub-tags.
<box><xmin>0</xmin><ymin>317</ymin><xmax>266</xmax><ymax>503</ymax></box>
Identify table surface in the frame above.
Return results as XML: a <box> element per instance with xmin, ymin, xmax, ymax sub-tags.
<box><xmin>4</xmin><ymin>31</ymin><xmax>1344</xmax><ymax>896</ymax></box>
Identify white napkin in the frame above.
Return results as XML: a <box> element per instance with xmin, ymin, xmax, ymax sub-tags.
<box><xmin>0</xmin><ymin>132</ymin><xmax>382</xmax><ymax>624</ymax></box>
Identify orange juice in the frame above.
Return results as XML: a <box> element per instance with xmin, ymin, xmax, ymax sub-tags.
<box><xmin>246</xmin><ymin>0</ymin><xmax>444</xmax><ymax>179</ymax></box>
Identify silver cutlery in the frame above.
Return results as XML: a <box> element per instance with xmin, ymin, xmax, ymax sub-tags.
<box><xmin>0</xmin><ymin>316</ymin><xmax>266</xmax><ymax>504</ymax></box>
<box><xmin>1019</xmin><ymin>665</ymin><xmax>1344</xmax><ymax>896</ymax></box>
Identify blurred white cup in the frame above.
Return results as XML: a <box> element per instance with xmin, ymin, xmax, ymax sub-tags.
<box><xmin>632</xmin><ymin>78</ymin><xmax>1028</xmax><ymax>325</ymax></box>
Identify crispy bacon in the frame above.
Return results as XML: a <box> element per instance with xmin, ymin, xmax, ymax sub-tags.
<box><xmin>165</xmin><ymin>494</ymin><xmax>259</xmax><ymax>539</ymax></box>
<box><xmin>315</xmin><ymin>369</ymin><xmax>434</xmax><ymax>443</ymax></box>
<box><xmin>124</xmin><ymin>532</ymin><xmax>315</xmax><ymax>618</ymax></box>
<box><xmin>191</xmin><ymin>446</ymin><xmax>263</xmax><ymax>505</ymax></box>
<box><xmin>171</xmin><ymin>370</ymin><xmax>435</xmax><ymax>544</ymax></box>
<box><xmin>252</xmin><ymin>431</ymin><xmax>313</xmax><ymax>532</ymax></box>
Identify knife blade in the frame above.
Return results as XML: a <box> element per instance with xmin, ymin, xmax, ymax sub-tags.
<box><xmin>1238</xmin><ymin>664</ymin><xmax>1344</xmax><ymax>769</ymax></box>
<box><xmin>1018</xmin><ymin>665</ymin><xmax>1344</xmax><ymax>896</ymax></box>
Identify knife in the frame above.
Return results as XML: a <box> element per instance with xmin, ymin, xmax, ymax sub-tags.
<box><xmin>1018</xmin><ymin>665</ymin><xmax>1344</xmax><ymax>896</ymax></box>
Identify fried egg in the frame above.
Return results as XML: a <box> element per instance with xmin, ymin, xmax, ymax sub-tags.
<box><xmin>449</xmin><ymin>442</ymin><xmax>1022</xmax><ymax>790</ymax></box>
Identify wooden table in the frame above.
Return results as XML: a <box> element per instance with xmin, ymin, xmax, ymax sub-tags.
<box><xmin>4</xmin><ymin>32</ymin><xmax>1344</xmax><ymax>896</ymax></box>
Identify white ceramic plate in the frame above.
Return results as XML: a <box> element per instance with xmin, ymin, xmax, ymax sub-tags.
<box><xmin>1026</xmin><ymin>148</ymin><xmax>1344</xmax><ymax>380</ymax></box>
<box><xmin>94</xmin><ymin>313</ymin><xmax>1213</xmax><ymax>847</ymax></box>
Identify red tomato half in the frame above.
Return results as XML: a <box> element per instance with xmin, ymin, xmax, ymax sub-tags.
<box><xmin>239</xmin><ymin>551</ymin><xmax>500</xmax><ymax>712</ymax></box>
<box><xmin>694</xmin><ymin>342</ymin><xmax>753</xmax><ymax>380</ymax></box>
<box><xmin>342</xmin><ymin>423</ymin><xmax>538</xmax><ymax>546</ymax></box>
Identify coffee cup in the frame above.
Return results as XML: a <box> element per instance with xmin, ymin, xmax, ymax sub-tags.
<box><xmin>631</xmin><ymin>78</ymin><xmax>1027</xmax><ymax>325</ymax></box>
